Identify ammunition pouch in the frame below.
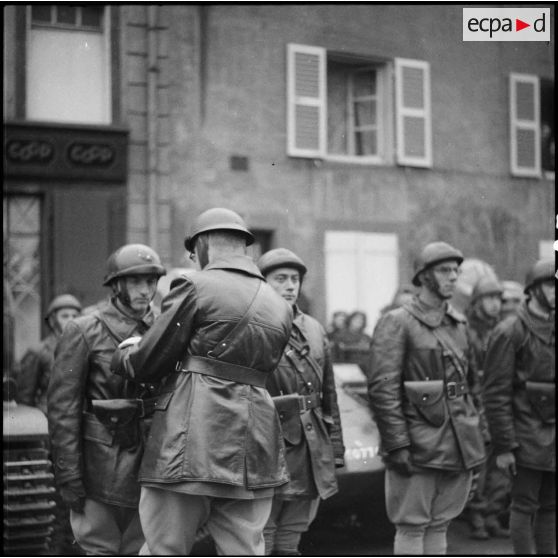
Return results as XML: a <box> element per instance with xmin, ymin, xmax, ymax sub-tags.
<box><xmin>525</xmin><ymin>381</ymin><xmax>555</xmax><ymax>424</ymax></box>
<box><xmin>90</xmin><ymin>399</ymin><xmax>140</xmax><ymax>449</ymax></box>
<box><xmin>404</xmin><ymin>380</ymin><xmax>446</xmax><ymax>427</ymax></box>
<box><xmin>273</xmin><ymin>393</ymin><xmax>321</xmax><ymax>446</ymax></box>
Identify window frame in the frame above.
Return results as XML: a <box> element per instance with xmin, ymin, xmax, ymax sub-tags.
<box><xmin>509</xmin><ymin>73</ymin><xmax>541</xmax><ymax>178</ymax></box>
<box><xmin>30</xmin><ymin>5</ymin><xmax>104</xmax><ymax>33</ymax></box>
<box><xmin>25</xmin><ymin>5</ymin><xmax>113</xmax><ymax>124</ymax></box>
<box><xmin>287</xmin><ymin>43</ymin><xmax>430</xmax><ymax>168</ymax></box>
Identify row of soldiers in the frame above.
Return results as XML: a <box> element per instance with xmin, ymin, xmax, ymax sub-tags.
<box><xmin>15</xmin><ymin>208</ymin><xmax>344</xmax><ymax>556</ymax></box>
<box><xmin>366</xmin><ymin>242</ymin><xmax>555</xmax><ymax>555</ymax></box>
<box><xmin>14</xmin><ymin>210</ymin><xmax>555</xmax><ymax>556</ymax></box>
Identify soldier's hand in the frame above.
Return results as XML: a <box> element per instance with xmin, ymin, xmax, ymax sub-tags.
<box><xmin>496</xmin><ymin>451</ymin><xmax>516</xmax><ymax>476</ymax></box>
<box><xmin>118</xmin><ymin>336</ymin><xmax>142</xmax><ymax>350</ymax></box>
<box><xmin>59</xmin><ymin>479</ymin><xmax>86</xmax><ymax>513</ymax></box>
<box><xmin>385</xmin><ymin>447</ymin><xmax>414</xmax><ymax>476</ymax></box>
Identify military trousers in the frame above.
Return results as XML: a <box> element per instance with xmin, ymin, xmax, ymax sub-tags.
<box><xmin>386</xmin><ymin>468</ymin><xmax>473</xmax><ymax>555</ymax></box>
<box><xmin>138</xmin><ymin>485</ymin><xmax>273</xmax><ymax>555</ymax></box>
<box><xmin>70</xmin><ymin>498</ymin><xmax>144</xmax><ymax>556</ymax></box>
<box><xmin>263</xmin><ymin>497</ymin><xmax>320</xmax><ymax>555</ymax></box>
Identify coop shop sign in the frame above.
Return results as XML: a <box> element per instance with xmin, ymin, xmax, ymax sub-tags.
<box><xmin>4</xmin><ymin>122</ymin><xmax>128</xmax><ymax>182</ymax></box>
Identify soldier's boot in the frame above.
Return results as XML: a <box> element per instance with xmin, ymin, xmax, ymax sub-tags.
<box><xmin>485</xmin><ymin>516</ymin><xmax>510</xmax><ymax>538</ymax></box>
<box><xmin>469</xmin><ymin>512</ymin><xmax>490</xmax><ymax>540</ymax></box>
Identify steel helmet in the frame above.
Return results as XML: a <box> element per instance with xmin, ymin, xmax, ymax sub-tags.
<box><xmin>471</xmin><ymin>277</ymin><xmax>503</xmax><ymax>303</ymax></box>
<box><xmin>257</xmin><ymin>248</ymin><xmax>308</xmax><ymax>277</ymax></box>
<box><xmin>46</xmin><ymin>294</ymin><xmax>82</xmax><ymax>318</ymax></box>
<box><xmin>501</xmin><ymin>280</ymin><xmax>524</xmax><ymax>302</ymax></box>
<box><xmin>184</xmin><ymin>208</ymin><xmax>254</xmax><ymax>252</ymax></box>
<box><xmin>524</xmin><ymin>258</ymin><xmax>555</xmax><ymax>294</ymax></box>
<box><xmin>103</xmin><ymin>244</ymin><xmax>166</xmax><ymax>286</ymax></box>
<box><xmin>412</xmin><ymin>241</ymin><xmax>464</xmax><ymax>286</ymax></box>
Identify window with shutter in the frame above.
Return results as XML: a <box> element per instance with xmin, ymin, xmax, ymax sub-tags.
<box><xmin>510</xmin><ymin>73</ymin><xmax>541</xmax><ymax>177</ymax></box>
<box><xmin>395</xmin><ymin>58</ymin><xmax>432</xmax><ymax>168</ymax></box>
<box><xmin>286</xmin><ymin>45</ymin><xmax>429</xmax><ymax>167</ymax></box>
<box><xmin>287</xmin><ymin>44</ymin><xmax>326</xmax><ymax>158</ymax></box>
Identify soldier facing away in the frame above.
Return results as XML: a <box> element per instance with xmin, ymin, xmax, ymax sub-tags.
<box><xmin>257</xmin><ymin>248</ymin><xmax>345</xmax><ymax>556</ymax></box>
<box><xmin>367</xmin><ymin>241</ymin><xmax>486</xmax><ymax>555</ymax></box>
<box><xmin>111</xmin><ymin>208</ymin><xmax>294</xmax><ymax>555</ymax></box>
<box><xmin>47</xmin><ymin>243</ymin><xmax>166</xmax><ymax>555</ymax></box>
<box><xmin>483</xmin><ymin>258</ymin><xmax>555</xmax><ymax>555</ymax></box>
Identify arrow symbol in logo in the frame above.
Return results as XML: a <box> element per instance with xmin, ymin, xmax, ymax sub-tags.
<box><xmin>516</xmin><ymin>18</ymin><xmax>530</xmax><ymax>31</ymax></box>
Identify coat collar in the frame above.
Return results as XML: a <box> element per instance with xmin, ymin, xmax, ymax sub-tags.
<box><xmin>97</xmin><ymin>298</ymin><xmax>157</xmax><ymax>339</ymax></box>
<box><xmin>403</xmin><ymin>295</ymin><xmax>466</xmax><ymax>328</ymax></box>
<box><xmin>517</xmin><ymin>301</ymin><xmax>554</xmax><ymax>345</ymax></box>
<box><xmin>204</xmin><ymin>254</ymin><xmax>265</xmax><ymax>279</ymax></box>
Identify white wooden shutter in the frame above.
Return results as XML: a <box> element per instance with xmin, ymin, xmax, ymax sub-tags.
<box><xmin>287</xmin><ymin>43</ymin><xmax>326</xmax><ymax>158</ymax></box>
<box><xmin>510</xmin><ymin>73</ymin><xmax>541</xmax><ymax>177</ymax></box>
<box><xmin>395</xmin><ymin>58</ymin><xmax>432</xmax><ymax>168</ymax></box>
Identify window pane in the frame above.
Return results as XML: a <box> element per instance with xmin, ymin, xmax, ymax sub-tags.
<box><xmin>57</xmin><ymin>6</ymin><xmax>77</xmax><ymax>25</ymax></box>
<box><xmin>81</xmin><ymin>6</ymin><xmax>103</xmax><ymax>28</ymax></box>
<box><xmin>327</xmin><ymin>62</ymin><xmax>349</xmax><ymax>155</ymax></box>
<box><xmin>516</xmin><ymin>81</ymin><xmax>535</xmax><ymax>120</ymax></box>
<box><xmin>3</xmin><ymin>195</ymin><xmax>42</xmax><ymax>361</ymax></box>
<box><xmin>31</xmin><ymin>5</ymin><xmax>52</xmax><ymax>23</ymax></box>
<box><xmin>355</xmin><ymin>130</ymin><xmax>377</xmax><ymax>156</ymax></box>
<box><xmin>354</xmin><ymin>100</ymin><xmax>377</xmax><ymax>127</ymax></box>
<box><xmin>540</xmin><ymin>78</ymin><xmax>554</xmax><ymax>172</ymax></box>
<box><xmin>353</xmin><ymin>71</ymin><xmax>376</xmax><ymax>97</ymax></box>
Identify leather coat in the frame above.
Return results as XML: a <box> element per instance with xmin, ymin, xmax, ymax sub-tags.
<box><xmin>47</xmin><ymin>299</ymin><xmax>157</xmax><ymax>507</ymax></box>
<box><xmin>18</xmin><ymin>333</ymin><xmax>58</xmax><ymax>414</ymax></box>
<box><xmin>483</xmin><ymin>302</ymin><xmax>555</xmax><ymax>471</ymax></box>
<box><xmin>367</xmin><ymin>296</ymin><xmax>486</xmax><ymax>471</ymax></box>
<box><xmin>116</xmin><ymin>255</ymin><xmax>293</xmax><ymax>490</ymax></box>
<box><xmin>266</xmin><ymin>308</ymin><xmax>345</xmax><ymax>500</ymax></box>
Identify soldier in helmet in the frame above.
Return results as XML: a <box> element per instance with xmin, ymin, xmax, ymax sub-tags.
<box><xmin>111</xmin><ymin>208</ymin><xmax>293</xmax><ymax>555</ymax></box>
<box><xmin>367</xmin><ymin>241</ymin><xmax>486</xmax><ymax>555</ymax></box>
<box><xmin>483</xmin><ymin>258</ymin><xmax>555</xmax><ymax>555</ymax></box>
<box><xmin>17</xmin><ymin>294</ymin><xmax>82</xmax><ymax>554</ymax></box>
<box><xmin>463</xmin><ymin>277</ymin><xmax>511</xmax><ymax>540</ymax></box>
<box><xmin>257</xmin><ymin>248</ymin><xmax>345</xmax><ymax>556</ymax></box>
<box><xmin>500</xmin><ymin>280</ymin><xmax>525</xmax><ymax>319</ymax></box>
<box><xmin>18</xmin><ymin>294</ymin><xmax>82</xmax><ymax>413</ymax></box>
<box><xmin>47</xmin><ymin>244</ymin><xmax>166</xmax><ymax>555</ymax></box>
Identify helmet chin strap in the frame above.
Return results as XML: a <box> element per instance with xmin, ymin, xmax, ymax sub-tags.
<box><xmin>421</xmin><ymin>269</ymin><xmax>450</xmax><ymax>300</ymax></box>
<box><xmin>112</xmin><ymin>279</ymin><xmax>133</xmax><ymax>310</ymax></box>
<box><xmin>531</xmin><ymin>283</ymin><xmax>554</xmax><ymax>313</ymax></box>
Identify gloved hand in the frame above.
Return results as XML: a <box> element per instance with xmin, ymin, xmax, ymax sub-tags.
<box><xmin>59</xmin><ymin>479</ymin><xmax>86</xmax><ymax>513</ymax></box>
<box><xmin>496</xmin><ymin>451</ymin><xmax>516</xmax><ymax>476</ymax></box>
<box><xmin>385</xmin><ymin>447</ymin><xmax>415</xmax><ymax>476</ymax></box>
<box><xmin>118</xmin><ymin>336</ymin><xmax>142</xmax><ymax>350</ymax></box>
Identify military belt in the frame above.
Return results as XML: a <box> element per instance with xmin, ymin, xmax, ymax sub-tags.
<box><xmin>176</xmin><ymin>355</ymin><xmax>267</xmax><ymax>388</ymax></box>
<box><xmin>446</xmin><ymin>381</ymin><xmax>468</xmax><ymax>399</ymax></box>
<box><xmin>274</xmin><ymin>392</ymin><xmax>321</xmax><ymax>413</ymax></box>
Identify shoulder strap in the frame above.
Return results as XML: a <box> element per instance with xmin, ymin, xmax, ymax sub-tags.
<box><xmin>402</xmin><ymin>306</ymin><xmax>467</xmax><ymax>381</ymax></box>
<box><xmin>207</xmin><ymin>281</ymin><xmax>263</xmax><ymax>359</ymax></box>
<box><xmin>429</xmin><ymin>326</ymin><xmax>467</xmax><ymax>381</ymax></box>
<box><xmin>286</xmin><ymin>329</ymin><xmax>324</xmax><ymax>385</ymax></box>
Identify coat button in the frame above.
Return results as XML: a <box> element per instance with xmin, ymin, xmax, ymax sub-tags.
<box><xmin>306</xmin><ymin>424</ymin><xmax>313</xmax><ymax>431</ymax></box>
